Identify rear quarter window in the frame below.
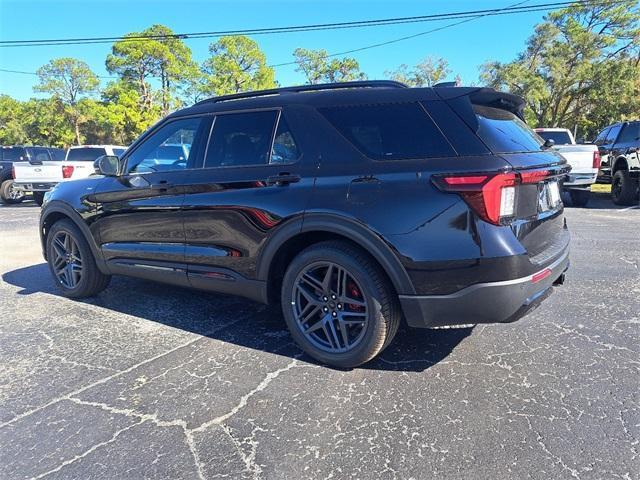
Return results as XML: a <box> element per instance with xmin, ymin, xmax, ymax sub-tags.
<box><xmin>66</xmin><ymin>148</ymin><xmax>107</xmax><ymax>161</ymax></box>
<box><xmin>473</xmin><ymin>105</ymin><xmax>542</xmax><ymax>153</ymax></box>
<box><xmin>319</xmin><ymin>103</ymin><xmax>455</xmax><ymax>160</ymax></box>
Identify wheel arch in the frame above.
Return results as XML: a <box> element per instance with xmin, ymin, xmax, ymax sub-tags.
<box><xmin>258</xmin><ymin>213</ymin><xmax>415</xmax><ymax>303</ymax></box>
<box><xmin>612</xmin><ymin>156</ymin><xmax>629</xmax><ymax>174</ymax></box>
<box><xmin>40</xmin><ymin>202</ymin><xmax>109</xmax><ymax>274</ymax></box>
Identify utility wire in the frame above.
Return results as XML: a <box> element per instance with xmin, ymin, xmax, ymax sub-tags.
<box><xmin>0</xmin><ymin>0</ymin><xmax>618</xmax><ymax>47</ymax></box>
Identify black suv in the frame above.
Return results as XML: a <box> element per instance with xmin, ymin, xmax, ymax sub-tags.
<box><xmin>40</xmin><ymin>81</ymin><xmax>570</xmax><ymax>367</ymax></box>
<box><xmin>594</xmin><ymin>120</ymin><xmax>640</xmax><ymax>205</ymax></box>
<box><xmin>0</xmin><ymin>145</ymin><xmax>65</xmax><ymax>204</ymax></box>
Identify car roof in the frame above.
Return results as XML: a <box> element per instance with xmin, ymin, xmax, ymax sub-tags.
<box><xmin>69</xmin><ymin>145</ymin><xmax>127</xmax><ymax>149</ymax></box>
<box><xmin>173</xmin><ymin>81</ymin><xmax>517</xmax><ymax>118</ymax></box>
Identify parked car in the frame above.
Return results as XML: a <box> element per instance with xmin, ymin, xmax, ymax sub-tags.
<box><xmin>594</xmin><ymin>120</ymin><xmax>640</xmax><ymax>205</ymax></box>
<box><xmin>534</xmin><ymin>128</ymin><xmax>600</xmax><ymax>207</ymax></box>
<box><xmin>13</xmin><ymin>145</ymin><xmax>126</xmax><ymax>206</ymax></box>
<box><xmin>0</xmin><ymin>146</ymin><xmax>65</xmax><ymax>205</ymax></box>
<box><xmin>40</xmin><ymin>81</ymin><xmax>570</xmax><ymax>368</ymax></box>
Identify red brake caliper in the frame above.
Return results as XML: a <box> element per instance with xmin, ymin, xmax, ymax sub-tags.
<box><xmin>347</xmin><ymin>282</ymin><xmax>365</xmax><ymax>312</ymax></box>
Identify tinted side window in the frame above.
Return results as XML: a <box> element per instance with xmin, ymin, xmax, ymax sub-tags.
<box><xmin>605</xmin><ymin>125</ymin><xmax>621</xmax><ymax>144</ymax></box>
<box><xmin>594</xmin><ymin>128</ymin><xmax>610</xmax><ymax>145</ymax></box>
<box><xmin>205</xmin><ymin>111</ymin><xmax>278</xmax><ymax>168</ymax></box>
<box><xmin>473</xmin><ymin>105</ymin><xmax>542</xmax><ymax>153</ymax></box>
<box><xmin>1</xmin><ymin>147</ymin><xmax>27</xmax><ymax>161</ymax></box>
<box><xmin>271</xmin><ymin>116</ymin><xmax>300</xmax><ymax>164</ymax></box>
<box><xmin>319</xmin><ymin>103</ymin><xmax>455</xmax><ymax>160</ymax></box>
<box><xmin>616</xmin><ymin>123</ymin><xmax>640</xmax><ymax>144</ymax></box>
<box><xmin>128</xmin><ymin>117</ymin><xmax>206</xmax><ymax>173</ymax></box>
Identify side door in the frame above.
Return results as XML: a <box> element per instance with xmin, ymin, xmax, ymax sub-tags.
<box><xmin>92</xmin><ymin>115</ymin><xmax>212</xmax><ymax>286</ymax></box>
<box><xmin>181</xmin><ymin>107</ymin><xmax>316</xmax><ymax>296</ymax></box>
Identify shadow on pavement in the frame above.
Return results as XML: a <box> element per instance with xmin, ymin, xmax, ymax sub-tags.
<box><xmin>563</xmin><ymin>190</ymin><xmax>639</xmax><ymax>210</ymax></box>
<box><xmin>2</xmin><ymin>262</ymin><xmax>472</xmax><ymax>373</ymax></box>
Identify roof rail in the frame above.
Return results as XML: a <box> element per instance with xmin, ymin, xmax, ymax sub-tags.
<box><xmin>195</xmin><ymin>80</ymin><xmax>408</xmax><ymax>105</ymax></box>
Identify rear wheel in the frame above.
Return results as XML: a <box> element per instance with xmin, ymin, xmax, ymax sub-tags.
<box><xmin>0</xmin><ymin>179</ymin><xmax>25</xmax><ymax>204</ymax></box>
<box><xmin>611</xmin><ymin>170</ymin><xmax>637</xmax><ymax>206</ymax></box>
<box><xmin>281</xmin><ymin>241</ymin><xmax>400</xmax><ymax>368</ymax></box>
<box><xmin>568</xmin><ymin>189</ymin><xmax>590</xmax><ymax>207</ymax></box>
<box><xmin>46</xmin><ymin>219</ymin><xmax>111</xmax><ymax>298</ymax></box>
<box><xmin>32</xmin><ymin>191</ymin><xmax>45</xmax><ymax>206</ymax></box>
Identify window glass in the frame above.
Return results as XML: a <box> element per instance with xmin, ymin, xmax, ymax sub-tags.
<box><xmin>1</xmin><ymin>147</ymin><xmax>27</xmax><ymax>161</ymax></box>
<box><xmin>594</xmin><ymin>128</ymin><xmax>610</xmax><ymax>145</ymax></box>
<box><xmin>205</xmin><ymin>111</ymin><xmax>278</xmax><ymax>168</ymax></box>
<box><xmin>113</xmin><ymin>148</ymin><xmax>127</xmax><ymax>157</ymax></box>
<box><xmin>605</xmin><ymin>125</ymin><xmax>621</xmax><ymax>144</ymax></box>
<box><xmin>48</xmin><ymin>148</ymin><xmax>66</xmax><ymax>160</ymax></box>
<box><xmin>271</xmin><ymin>116</ymin><xmax>300</xmax><ymax>164</ymax></box>
<box><xmin>31</xmin><ymin>147</ymin><xmax>51</xmax><ymax>162</ymax></box>
<box><xmin>616</xmin><ymin>123</ymin><xmax>640</xmax><ymax>144</ymax></box>
<box><xmin>128</xmin><ymin>117</ymin><xmax>203</xmax><ymax>173</ymax></box>
<box><xmin>536</xmin><ymin>130</ymin><xmax>573</xmax><ymax>145</ymax></box>
<box><xmin>66</xmin><ymin>148</ymin><xmax>107</xmax><ymax>161</ymax></box>
<box><xmin>473</xmin><ymin>105</ymin><xmax>543</xmax><ymax>153</ymax></box>
<box><xmin>319</xmin><ymin>103</ymin><xmax>455</xmax><ymax>160</ymax></box>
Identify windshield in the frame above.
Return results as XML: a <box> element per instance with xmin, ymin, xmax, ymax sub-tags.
<box><xmin>536</xmin><ymin>130</ymin><xmax>572</xmax><ymax>145</ymax></box>
<box><xmin>473</xmin><ymin>105</ymin><xmax>543</xmax><ymax>153</ymax></box>
<box><xmin>66</xmin><ymin>147</ymin><xmax>107</xmax><ymax>161</ymax></box>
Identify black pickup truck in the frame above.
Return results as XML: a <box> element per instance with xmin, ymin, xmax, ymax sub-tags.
<box><xmin>0</xmin><ymin>146</ymin><xmax>65</xmax><ymax>204</ymax></box>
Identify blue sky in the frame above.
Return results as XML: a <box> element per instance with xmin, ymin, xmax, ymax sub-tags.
<box><xmin>0</xmin><ymin>0</ymin><xmax>545</xmax><ymax>100</ymax></box>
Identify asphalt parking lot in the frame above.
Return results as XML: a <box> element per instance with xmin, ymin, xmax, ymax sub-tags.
<box><xmin>0</xmin><ymin>194</ymin><xmax>638</xmax><ymax>480</ymax></box>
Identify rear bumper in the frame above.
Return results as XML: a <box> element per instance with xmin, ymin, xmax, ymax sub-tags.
<box><xmin>563</xmin><ymin>170</ymin><xmax>598</xmax><ymax>188</ymax></box>
<box><xmin>399</xmin><ymin>250</ymin><xmax>569</xmax><ymax>328</ymax></box>
<box><xmin>14</xmin><ymin>182</ymin><xmax>57</xmax><ymax>192</ymax></box>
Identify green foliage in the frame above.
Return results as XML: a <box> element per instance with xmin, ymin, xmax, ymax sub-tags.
<box><xmin>293</xmin><ymin>48</ymin><xmax>366</xmax><ymax>84</ymax></box>
<box><xmin>385</xmin><ymin>56</ymin><xmax>452</xmax><ymax>87</ymax></box>
<box><xmin>481</xmin><ymin>0</ymin><xmax>640</xmax><ymax>139</ymax></box>
<box><xmin>106</xmin><ymin>24</ymin><xmax>198</xmax><ymax>114</ymax></box>
<box><xmin>201</xmin><ymin>36</ymin><xmax>277</xmax><ymax>96</ymax></box>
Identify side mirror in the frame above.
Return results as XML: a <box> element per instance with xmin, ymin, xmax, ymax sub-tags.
<box><xmin>94</xmin><ymin>155</ymin><xmax>120</xmax><ymax>176</ymax></box>
<box><xmin>542</xmin><ymin>138</ymin><xmax>555</xmax><ymax>149</ymax></box>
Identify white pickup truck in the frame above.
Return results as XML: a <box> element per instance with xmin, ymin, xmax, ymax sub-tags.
<box><xmin>13</xmin><ymin>145</ymin><xmax>126</xmax><ymax>205</ymax></box>
<box><xmin>535</xmin><ymin>128</ymin><xmax>600</xmax><ymax>207</ymax></box>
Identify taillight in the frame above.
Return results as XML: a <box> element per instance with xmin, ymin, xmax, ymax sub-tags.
<box><xmin>592</xmin><ymin>150</ymin><xmax>601</xmax><ymax>169</ymax></box>
<box><xmin>436</xmin><ymin>173</ymin><xmax>517</xmax><ymax>225</ymax></box>
<box><xmin>62</xmin><ymin>165</ymin><xmax>74</xmax><ymax>178</ymax></box>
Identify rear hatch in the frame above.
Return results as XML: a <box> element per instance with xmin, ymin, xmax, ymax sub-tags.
<box><xmin>437</xmin><ymin>89</ymin><xmax>570</xmax><ymax>264</ymax></box>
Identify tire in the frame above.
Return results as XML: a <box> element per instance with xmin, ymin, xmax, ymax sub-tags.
<box><xmin>0</xmin><ymin>179</ymin><xmax>25</xmax><ymax>205</ymax></box>
<box><xmin>281</xmin><ymin>240</ymin><xmax>401</xmax><ymax>368</ymax></box>
<box><xmin>32</xmin><ymin>191</ymin><xmax>45</xmax><ymax>206</ymax></box>
<box><xmin>568</xmin><ymin>189</ymin><xmax>590</xmax><ymax>207</ymax></box>
<box><xmin>46</xmin><ymin>219</ymin><xmax>111</xmax><ymax>298</ymax></box>
<box><xmin>611</xmin><ymin>170</ymin><xmax>637</xmax><ymax>206</ymax></box>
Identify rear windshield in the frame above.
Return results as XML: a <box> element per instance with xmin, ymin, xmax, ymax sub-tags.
<box><xmin>66</xmin><ymin>147</ymin><xmax>107</xmax><ymax>161</ymax></box>
<box><xmin>319</xmin><ymin>103</ymin><xmax>455</xmax><ymax>160</ymax></box>
<box><xmin>49</xmin><ymin>148</ymin><xmax>66</xmax><ymax>161</ymax></box>
<box><xmin>1</xmin><ymin>147</ymin><xmax>27</xmax><ymax>161</ymax></box>
<box><xmin>536</xmin><ymin>130</ymin><xmax>572</xmax><ymax>145</ymax></box>
<box><xmin>473</xmin><ymin>105</ymin><xmax>543</xmax><ymax>153</ymax></box>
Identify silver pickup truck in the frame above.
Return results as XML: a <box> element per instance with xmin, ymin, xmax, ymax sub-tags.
<box><xmin>535</xmin><ymin>128</ymin><xmax>600</xmax><ymax>207</ymax></box>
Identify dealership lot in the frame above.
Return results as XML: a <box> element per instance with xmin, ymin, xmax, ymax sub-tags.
<box><xmin>0</xmin><ymin>195</ymin><xmax>638</xmax><ymax>479</ymax></box>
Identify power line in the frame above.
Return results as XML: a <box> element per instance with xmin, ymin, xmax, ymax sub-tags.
<box><xmin>0</xmin><ymin>0</ymin><xmax>618</xmax><ymax>48</ymax></box>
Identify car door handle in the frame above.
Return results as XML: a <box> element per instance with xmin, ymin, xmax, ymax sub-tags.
<box><xmin>266</xmin><ymin>173</ymin><xmax>301</xmax><ymax>186</ymax></box>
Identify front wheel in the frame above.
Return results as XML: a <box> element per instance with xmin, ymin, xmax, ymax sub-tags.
<box><xmin>0</xmin><ymin>179</ymin><xmax>25</xmax><ymax>204</ymax></box>
<box><xmin>611</xmin><ymin>170</ymin><xmax>638</xmax><ymax>206</ymax></box>
<box><xmin>46</xmin><ymin>219</ymin><xmax>111</xmax><ymax>298</ymax></box>
<box><xmin>568</xmin><ymin>189</ymin><xmax>590</xmax><ymax>207</ymax></box>
<box><xmin>281</xmin><ymin>241</ymin><xmax>401</xmax><ymax>368</ymax></box>
<box><xmin>32</xmin><ymin>191</ymin><xmax>45</xmax><ymax>206</ymax></box>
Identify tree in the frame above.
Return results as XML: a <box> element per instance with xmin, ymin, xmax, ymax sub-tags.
<box><xmin>481</xmin><ymin>0</ymin><xmax>640</xmax><ymax>138</ymax></box>
<box><xmin>293</xmin><ymin>48</ymin><xmax>367</xmax><ymax>84</ymax></box>
<box><xmin>34</xmin><ymin>58</ymin><xmax>99</xmax><ymax>144</ymax></box>
<box><xmin>201</xmin><ymin>36</ymin><xmax>276</xmax><ymax>96</ymax></box>
<box><xmin>0</xmin><ymin>95</ymin><xmax>28</xmax><ymax>145</ymax></box>
<box><xmin>106</xmin><ymin>25</ymin><xmax>198</xmax><ymax>114</ymax></box>
<box><xmin>385</xmin><ymin>56</ymin><xmax>452</xmax><ymax>87</ymax></box>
